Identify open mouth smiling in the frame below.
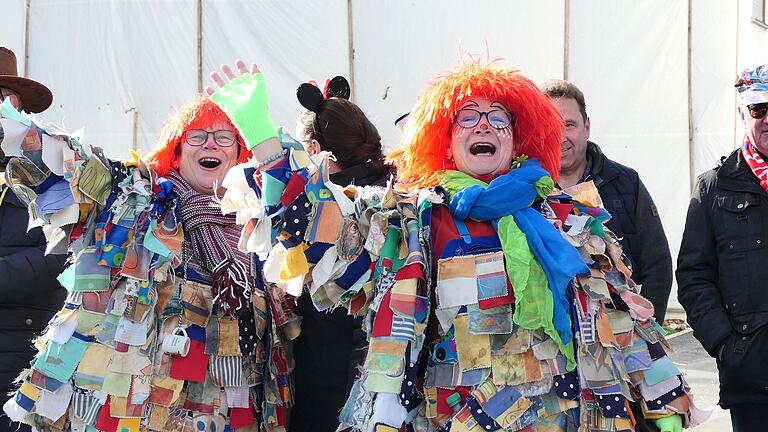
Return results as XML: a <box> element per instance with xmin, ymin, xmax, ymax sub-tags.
<box><xmin>469</xmin><ymin>142</ymin><xmax>497</xmax><ymax>156</ymax></box>
<box><xmin>199</xmin><ymin>157</ymin><xmax>222</xmax><ymax>169</ymax></box>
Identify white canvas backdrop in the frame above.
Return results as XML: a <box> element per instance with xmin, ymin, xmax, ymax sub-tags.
<box><xmin>27</xmin><ymin>0</ymin><xmax>198</xmax><ymax>153</ymax></box>
<box><xmin>351</xmin><ymin>0</ymin><xmax>565</xmax><ymax>151</ymax></box>
<box><xmin>0</xmin><ymin>0</ymin><xmax>27</xmax><ymax>74</ymax></box>
<box><xmin>568</xmin><ymin>1</ymin><xmax>689</xmax><ymax>308</ymax></box>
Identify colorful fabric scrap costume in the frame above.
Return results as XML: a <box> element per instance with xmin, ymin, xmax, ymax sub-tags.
<box><xmin>0</xmin><ymin>96</ymin><xmax>297</xmax><ymax>431</ymax></box>
<box><xmin>214</xmin><ymin>63</ymin><xmax>708</xmax><ymax>432</ymax></box>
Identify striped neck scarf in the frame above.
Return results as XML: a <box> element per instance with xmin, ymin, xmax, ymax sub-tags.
<box><xmin>741</xmin><ymin>138</ymin><xmax>768</xmax><ymax>193</ymax></box>
<box><xmin>166</xmin><ymin>170</ymin><xmax>250</xmax><ymax>313</ymax></box>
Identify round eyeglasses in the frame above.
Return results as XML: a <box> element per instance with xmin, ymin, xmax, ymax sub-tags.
<box><xmin>184</xmin><ymin>129</ymin><xmax>238</xmax><ymax>147</ymax></box>
<box><xmin>455</xmin><ymin>109</ymin><xmax>513</xmax><ymax>129</ymax></box>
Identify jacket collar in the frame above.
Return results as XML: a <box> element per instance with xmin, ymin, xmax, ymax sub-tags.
<box><xmin>717</xmin><ymin>149</ymin><xmax>768</xmax><ymax>196</ymax></box>
<box><xmin>584</xmin><ymin>141</ymin><xmax>615</xmax><ymax>187</ymax></box>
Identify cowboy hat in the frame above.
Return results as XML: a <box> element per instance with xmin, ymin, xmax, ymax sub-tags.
<box><xmin>0</xmin><ymin>47</ymin><xmax>52</xmax><ymax>113</ymax></box>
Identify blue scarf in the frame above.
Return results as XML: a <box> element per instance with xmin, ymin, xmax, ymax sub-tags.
<box><xmin>444</xmin><ymin>159</ymin><xmax>588</xmax><ymax>348</ymax></box>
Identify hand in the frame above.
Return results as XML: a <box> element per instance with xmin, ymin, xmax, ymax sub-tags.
<box><xmin>206</xmin><ymin>59</ymin><xmax>280</xmax><ymax>156</ymax></box>
<box><xmin>205</xmin><ymin>59</ymin><xmax>259</xmax><ymax>96</ymax></box>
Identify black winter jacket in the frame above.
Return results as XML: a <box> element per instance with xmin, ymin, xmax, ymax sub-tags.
<box><xmin>585</xmin><ymin>142</ymin><xmax>674</xmax><ymax>322</ymax></box>
<box><xmin>677</xmin><ymin>149</ymin><xmax>768</xmax><ymax>408</ymax></box>
<box><xmin>290</xmin><ymin>161</ymin><xmax>389</xmax><ymax>432</ymax></box>
<box><xmin>0</xmin><ymin>187</ymin><xmax>67</xmax><ymax>399</ymax></box>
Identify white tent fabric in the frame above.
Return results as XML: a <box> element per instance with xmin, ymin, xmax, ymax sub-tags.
<box><xmin>2</xmin><ymin>0</ymin><xmax>767</xmax><ymax>314</ymax></box>
<box><xmin>568</xmin><ymin>1</ymin><xmax>690</xmax><ymax>307</ymax></box>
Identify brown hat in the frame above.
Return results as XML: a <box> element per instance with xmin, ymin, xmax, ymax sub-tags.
<box><xmin>0</xmin><ymin>47</ymin><xmax>52</xmax><ymax>113</ymax></box>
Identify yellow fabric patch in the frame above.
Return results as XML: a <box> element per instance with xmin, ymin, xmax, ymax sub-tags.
<box><xmin>453</xmin><ymin>314</ymin><xmax>491</xmax><ymax>371</ymax></box>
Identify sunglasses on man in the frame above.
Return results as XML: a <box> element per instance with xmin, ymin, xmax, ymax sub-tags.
<box><xmin>747</xmin><ymin>103</ymin><xmax>768</xmax><ymax>120</ymax></box>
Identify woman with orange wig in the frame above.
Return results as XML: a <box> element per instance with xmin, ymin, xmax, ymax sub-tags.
<box><xmin>0</xmin><ymin>90</ymin><xmax>300</xmax><ymax>431</ymax></box>
<box><xmin>208</xmin><ymin>59</ymin><xmax>699</xmax><ymax>431</ymax></box>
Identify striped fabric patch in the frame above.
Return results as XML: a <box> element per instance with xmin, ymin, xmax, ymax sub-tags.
<box><xmin>71</xmin><ymin>389</ymin><xmax>103</xmax><ymax>425</ymax></box>
<box><xmin>209</xmin><ymin>355</ymin><xmax>243</xmax><ymax>387</ymax></box>
<box><xmin>391</xmin><ymin>315</ymin><xmax>416</xmax><ymax>341</ymax></box>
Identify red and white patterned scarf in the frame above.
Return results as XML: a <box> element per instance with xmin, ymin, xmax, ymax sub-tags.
<box><xmin>741</xmin><ymin>138</ymin><xmax>768</xmax><ymax>193</ymax></box>
<box><xmin>166</xmin><ymin>170</ymin><xmax>250</xmax><ymax>313</ymax></box>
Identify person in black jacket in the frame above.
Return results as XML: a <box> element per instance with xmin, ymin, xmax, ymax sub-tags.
<box><xmin>542</xmin><ymin>80</ymin><xmax>673</xmax><ymax>323</ymax></box>
<box><xmin>0</xmin><ymin>47</ymin><xmax>66</xmax><ymax>432</ymax></box>
<box><xmin>677</xmin><ymin>64</ymin><xmax>768</xmax><ymax>432</ymax></box>
<box><xmin>290</xmin><ymin>77</ymin><xmax>390</xmax><ymax>432</ymax></box>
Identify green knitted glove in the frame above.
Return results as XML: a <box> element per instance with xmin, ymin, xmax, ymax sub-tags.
<box><xmin>653</xmin><ymin>415</ymin><xmax>682</xmax><ymax>432</ymax></box>
<box><xmin>210</xmin><ymin>73</ymin><xmax>277</xmax><ymax>150</ymax></box>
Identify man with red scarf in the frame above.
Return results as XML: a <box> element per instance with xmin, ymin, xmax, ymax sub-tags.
<box><xmin>677</xmin><ymin>64</ymin><xmax>768</xmax><ymax>432</ymax></box>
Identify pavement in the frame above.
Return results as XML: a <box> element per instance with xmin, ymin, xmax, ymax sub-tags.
<box><xmin>667</xmin><ymin>329</ymin><xmax>731</xmax><ymax>431</ymax></box>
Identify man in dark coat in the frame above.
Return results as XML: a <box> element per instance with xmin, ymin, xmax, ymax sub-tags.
<box><xmin>542</xmin><ymin>80</ymin><xmax>673</xmax><ymax>322</ymax></box>
<box><xmin>677</xmin><ymin>64</ymin><xmax>768</xmax><ymax>432</ymax></box>
<box><xmin>0</xmin><ymin>47</ymin><xmax>66</xmax><ymax>432</ymax></box>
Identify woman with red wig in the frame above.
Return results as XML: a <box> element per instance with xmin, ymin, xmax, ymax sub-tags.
<box><xmin>209</xmin><ymin>59</ymin><xmax>700</xmax><ymax>431</ymax></box>
<box><xmin>0</xmin><ymin>92</ymin><xmax>299</xmax><ymax>431</ymax></box>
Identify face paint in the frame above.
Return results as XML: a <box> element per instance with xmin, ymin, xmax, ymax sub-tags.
<box><xmin>449</xmin><ymin>98</ymin><xmax>515</xmax><ymax>178</ymax></box>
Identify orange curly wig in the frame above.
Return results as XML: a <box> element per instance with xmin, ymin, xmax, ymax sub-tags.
<box><xmin>144</xmin><ymin>95</ymin><xmax>252</xmax><ymax>176</ymax></box>
<box><xmin>389</xmin><ymin>61</ymin><xmax>563</xmax><ymax>190</ymax></box>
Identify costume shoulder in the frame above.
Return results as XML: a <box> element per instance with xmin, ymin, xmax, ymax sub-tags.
<box><xmin>221</xmin><ymin>133</ymin><xmax>424</xmax><ymax>314</ymax></box>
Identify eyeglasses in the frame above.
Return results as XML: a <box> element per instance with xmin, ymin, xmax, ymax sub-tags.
<box><xmin>184</xmin><ymin>129</ymin><xmax>238</xmax><ymax>147</ymax></box>
<box><xmin>747</xmin><ymin>103</ymin><xmax>768</xmax><ymax>120</ymax></box>
<box><xmin>455</xmin><ymin>108</ymin><xmax>513</xmax><ymax>129</ymax></box>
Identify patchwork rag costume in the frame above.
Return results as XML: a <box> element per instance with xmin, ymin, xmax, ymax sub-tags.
<box><xmin>212</xmin><ymin>63</ymin><xmax>708</xmax><ymax>432</ymax></box>
<box><xmin>0</xmin><ymin>95</ymin><xmax>297</xmax><ymax>431</ymax></box>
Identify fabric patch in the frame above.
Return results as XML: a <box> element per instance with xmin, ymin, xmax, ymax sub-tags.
<box><xmin>596</xmin><ymin>393</ymin><xmax>630</xmax><ymax>419</ymax></box>
<box><xmin>491</xmin><ymin>349</ymin><xmax>542</xmax><ymax>386</ymax></box>
<box><xmin>491</xmin><ymin>327</ymin><xmax>530</xmax><ymax>355</ymax></box>
<box><xmin>33</xmin><ymin>334</ymin><xmax>90</xmax><ymax>383</ymax></box>
<box><xmin>282</xmin><ymin>193</ymin><xmax>311</xmax><ymax>240</ymax></box>
<box><xmin>147</xmin><ymin>376</ymin><xmax>184</xmax><ymax>407</ymax></box>
<box><xmin>531</xmin><ymin>338</ymin><xmax>559</xmax><ymax>360</ymax></box>
<box><xmin>436</xmin><ymin>255</ymin><xmax>478</xmax><ymax>308</ymax></box>
<box><xmin>391</xmin><ymin>315</ymin><xmax>416</xmax><ymax>342</ymax></box>
<box><xmin>78</xmin><ymin>156</ymin><xmax>112</xmax><ymax>205</ymax></box>
<box><xmin>180</xmin><ymin>281</ymin><xmax>213</xmax><ymax>327</ymax></box>
<box><xmin>482</xmin><ymin>386</ymin><xmax>531</xmax><ymax>428</ymax></box>
<box><xmin>209</xmin><ymin>355</ymin><xmax>243</xmax><ymax>387</ymax></box>
<box><xmin>73</xmin><ymin>248</ymin><xmax>111</xmax><ymax>292</ymax></box>
<box><xmin>467</xmin><ymin>304</ymin><xmax>512</xmax><ymax>335</ymax></box>
<box><xmin>217</xmin><ymin>317</ymin><xmax>240</xmax><ymax>356</ymax></box>
<box><xmin>184</xmin><ymin>374</ymin><xmax>220</xmax><ymax>414</ymax></box>
<box><xmin>466</xmin><ymin>396</ymin><xmax>501</xmax><ymax>431</ymax></box>
<box><xmin>552</xmin><ymin>372</ymin><xmax>579</xmax><ymax>400</ymax></box>
<box><xmin>74</xmin><ymin>342</ymin><xmax>112</xmax><ymax>389</ymax></box>
<box><xmin>306</xmin><ymin>201</ymin><xmax>343</xmax><ymax>244</ymax></box>
<box><xmin>229</xmin><ymin>400</ymin><xmax>255</xmax><ymax>428</ymax></box>
<box><xmin>101</xmin><ymin>370</ymin><xmax>131</xmax><ymax>397</ymax></box>
<box><xmin>453</xmin><ymin>314</ymin><xmax>491</xmax><ymax>371</ymax></box>
<box><xmin>94</xmin><ymin>396</ymin><xmax>120</xmax><ymax>432</ymax></box>
<box><xmin>169</xmin><ymin>339</ymin><xmax>209</xmax><ymax>383</ymax></box>
<box><xmin>432</xmin><ymin>327</ymin><xmax>458</xmax><ymax>364</ymax></box>
<box><xmin>76</xmin><ymin>310</ymin><xmax>106</xmax><ymax>336</ymax></box>
<box><xmin>643</xmin><ymin>356</ymin><xmax>679</xmax><ymax>386</ymax></box>
<box><xmin>623</xmin><ymin>336</ymin><xmax>653</xmax><ymax>373</ymax></box>
<box><xmin>364</xmin><ymin>338</ymin><xmax>407</xmax><ymax>377</ymax></box>
<box><xmin>475</xmin><ymin>252</ymin><xmax>507</xmax><ymax>300</ymax></box>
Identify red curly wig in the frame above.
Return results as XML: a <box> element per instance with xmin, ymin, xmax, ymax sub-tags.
<box><xmin>144</xmin><ymin>95</ymin><xmax>252</xmax><ymax>176</ymax></box>
<box><xmin>389</xmin><ymin>61</ymin><xmax>563</xmax><ymax>190</ymax></box>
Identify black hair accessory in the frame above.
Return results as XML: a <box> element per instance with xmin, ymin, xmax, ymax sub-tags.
<box><xmin>296</xmin><ymin>76</ymin><xmax>351</xmax><ymax>150</ymax></box>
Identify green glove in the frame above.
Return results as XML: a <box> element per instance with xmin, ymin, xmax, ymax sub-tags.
<box><xmin>210</xmin><ymin>73</ymin><xmax>278</xmax><ymax>150</ymax></box>
<box><xmin>653</xmin><ymin>414</ymin><xmax>682</xmax><ymax>432</ymax></box>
